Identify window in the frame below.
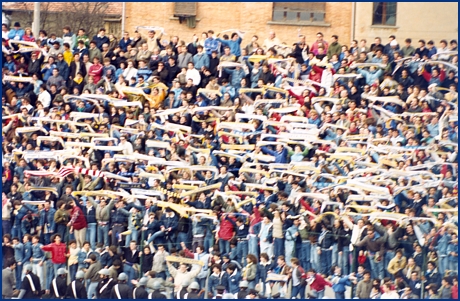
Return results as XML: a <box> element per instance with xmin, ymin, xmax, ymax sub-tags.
<box><xmin>272</xmin><ymin>3</ymin><xmax>326</xmax><ymax>23</ymax></box>
<box><xmin>174</xmin><ymin>2</ymin><xmax>197</xmax><ymax>17</ymax></box>
<box><xmin>372</xmin><ymin>2</ymin><xmax>397</xmax><ymax>26</ymax></box>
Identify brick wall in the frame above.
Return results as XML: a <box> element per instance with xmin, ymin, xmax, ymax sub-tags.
<box><xmin>125</xmin><ymin>2</ymin><xmax>352</xmax><ymax>48</ymax></box>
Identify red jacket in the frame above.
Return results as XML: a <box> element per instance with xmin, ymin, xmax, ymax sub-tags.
<box><xmin>218</xmin><ymin>216</ymin><xmax>235</xmax><ymax>241</ymax></box>
<box><xmin>69</xmin><ymin>206</ymin><xmax>87</xmax><ymax>230</ymax></box>
<box><xmin>452</xmin><ymin>285</ymin><xmax>458</xmax><ymax>299</ymax></box>
<box><xmin>309</xmin><ymin>274</ymin><xmax>331</xmax><ymax>292</ymax></box>
<box><xmin>41</xmin><ymin>242</ymin><xmax>67</xmax><ymax>264</ymax></box>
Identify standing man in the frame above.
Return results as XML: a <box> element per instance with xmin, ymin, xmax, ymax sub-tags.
<box><xmin>2</xmin><ymin>259</ymin><xmax>16</xmax><ymax>299</ymax></box>
<box><xmin>11</xmin><ymin>237</ymin><xmax>23</xmax><ymax>289</ymax></box>
<box><xmin>41</xmin><ymin>234</ymin><xmax>67</xmax><ymax>276</ymax></box>
<box><xmin>88</xmin><ymin>196</ymin><xmax>115</xmax><ymax>247</ymax></box>
<box><xmin>84</xmin><ymin>253</ymin><xmax>101</xmax><ymax>299</ymax></box>
<box><xmin>30</xmin><ymin>235</ymin><xmax>45</xmax><ymax>291</ymax></box>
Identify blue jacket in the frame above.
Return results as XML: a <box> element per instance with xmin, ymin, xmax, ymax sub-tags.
<box><xmin>204</xmin><ymin>38</ymin><xmax>219</xmax><ymax>55</ymax></box>
<box><xmin>193</xmin><ymin>53</ymin><xmax>210</xmax><ymax>70</ymax></box>
<box><xmin>161</xmin><ymin>213</ymin><xmax>179</xmax><ymax>234</ymax></box>
<box><xmin>39</xmin><ymin>208</ymin><xmax>56</xmax><ymax>233</ymax></box>
<box><xmin>192</xmin><ymin>217</ymin><xmax>208</xmax><ymax>236</ymax></box>
<box><xmin>92</xmin><ymin>35</ymin><xmax>110</xmax><ymax>50</ymax></box>
<box><xmin>219</xmin><ymin>85</ymin><xmax>236</xmax><ymax>99</ymax></box>
<box><xmin>208</xmin><ymin>271</ymin><xmax>229</xmax><ymax>292</ymax></box>
<box><xmin>226</xmin><ymin>68</ymin><xmax>246</xmax><ymax>89</ymax></box>
<box><xmin>434</xmin><ymin>233</ymin><xmax>451</xmax><ymax>256</ymax></box>
<box><xmin>110</xmin><ymin>207</ymin><xmax>130</xmax><ymax>226</ymax></box>
<box><xmin>217</xmin><ymin>37</ymin><xmax>242</xmax><ymax>57</ymax></box>
<box><xmin>77</xmin><ymin>249</ymin><xmax>92</xmax><ymax>269</ymax></box>
<box><xmin>14</xmin><ymin>205</ymin><xmax>33</xmax><ymax>226</ymax></box>
<box><xmin>13</xmin><ymin>242</ymin><xmax>24</xmax><ymax>264</ymax></box>
<box><xmin>261</xmin><ymin>146</ymin><xmax>288</xmax><ymax>164</ymax></box>
<box><xmin>3</xmin><ymin>61</ymin><xmax>15</xmax><ymax>73</ymax></box>
<box><xmin>56</xmin><ymin>60</ymin><xmax>70</xmax><ymax>81</ymax></box>
<box><xmin>8</xmin><ymin>29</ymin><xmax>25</xmax><ymax>40</ymax></box>
<box><xmin>227</xmin><ymin>270</ymin><xmax>242</xmax><ymax>294</ymax></box>
<box><xmin>447</xmin><ymin>242</ymin><xmax>458</xmax><ymax>262</ymax></box>
<box><xmin>42</xmin><ymin>63</ymin><xmax>58</xmax><ymax>82</ymax></box>
<box><xmin>119</xmin><ymin>38</ymin><xmax>133</xmax><ymax>52</ymax></box>
<box><xmin>332</xmin><ymin>275</ymin><xmax>352</xmax><ymax>293</ymax></box>
<box><xmin>356</xmin><ymin>68</ymin><xmax>383</xmax><ymax>85</ymax></box>
<box><xmin>23</xmin><ymin>241</ymin><xmax>32</xmax><ymax>264</ymax></box>
<box><xmin>31</xmin><ymin>243</ymin><xmax>45</xmax><ymax>261</ymax></box>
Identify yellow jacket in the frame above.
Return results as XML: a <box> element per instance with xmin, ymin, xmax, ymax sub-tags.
<box><xmin>387</xmin><ymin>256</ymin><xmax>407</xmax><ymax>275</ymax></box>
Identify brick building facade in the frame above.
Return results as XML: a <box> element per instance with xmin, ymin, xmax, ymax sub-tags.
<box><xmin>125</xmin><ymin>2</ymin><xmax>352</xmax><ymax>47</ymax></box>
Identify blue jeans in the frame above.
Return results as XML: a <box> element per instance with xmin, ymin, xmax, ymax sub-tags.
<box><xmin>236</xmin><ymin>240</ymin><xmax>249</xmax><ymax>266</ymax></box>
<box><xmin>248</xmin><ymin>235</ymin><xmax>259</xmax><ymax>259</ymax></box>
<box><xmin>86</xmin><ymin>223</ymin><xmax>97</xmax><ymax>250</ymax></box>
<box><xmin>368</xmin><ymin>253</ymin><xmax>384</xmax><ymax>279</ymax></box>
<box><xmin>204</xmin><ymin>233</ymin><xmax>214</xmax><ymax>253</ymax></box>
<box><xmin>157</xmin><ymin>271</ymin><xmax>167</xmax><ymax>280</ymax></box>
<box><xmin>176</xmin><ymin>232</ymin><xmax>189</xmax><ymax>250</ymax></box>
<box><xmin>53</xmin><ymin>263</ymin><xmax>66</xmax><ymax>279</ymax></box>
<box><xmin>15</xmin><ymin>263</ymin><xmax>23</xmax><ymax>288</ymax></box>
<box><xmin>291</xmin><ymin>285</ymin><xmax>306</xmax><ymax>299</ymax></box>
<box><xmin>46</xmin><ymin>260</ymin><xmax>55</xmax><ymax>290</ymax></box>
<box><xmin>42</xmin><ymin>233</ymin><xmax>52</xmax><ymax>245</ymax></box>
<box><xmin>31</xmin><ymin>260</ymin><xmax>44</xmax><ymax>290</ymax></box>
<box><xmin>2</xmin><ymin>220</ymin><xmax>11</xmax><ymax>236</ymax></box>
<box><xmin>125</xmin><ymin>228</ymin><xmax>139</xmax><ymax>247</ymax></box>
<box><xmin>98</xmin><ymin>224</ymin><xmax>110</xmax><ymax>247</ymax></box>
<box><xmin>299</xmin><ymin>241</ymin><xmax>311</xmax><ymax>271</ymax></box>
<box><xmin>123</xmin><ymin>264</ymin><xmax>137</xmax><ymax>288</ymax></box>
<box><xmin>274</xmin><ymin>238</ymin><xmax>284</xmax><ymax>260</ymax></box>
<box><xmin>165</xmin><ymin>234</ymin><xmax>176</xmax><ymax>252</ymax></box>
<box><xmin>11</xmin><ymin>224</ymin><xmax>22</xmax><ymax>240</ymax></box>
<box><xmin>88</xmin><ymin>281</ymin><xmax>99</xmax><ymax>299</ymax></box>
<box><xmin>449</xmin><ymin>259</ymin><xmax>458</xmax><ymax>274</ymax></box>
<box><xmin>320</xmin><ymin>249</ymin><xmax>332</xmax><ymax>275</ymax></box>
<box><xmin>331</xmin><ymin>243</ymin><xmax>338</xmax><ymax>268</ymax></box>
<box><xmin>439</xmin><ymin>256</ymin><xmax>448</xmax><ymax>276</ymax></box>
<box><xmin>335</xmin><ymin>291</ymin><xmax>345</xmax><ymax>299</ymax></box>
<box><xmin>384</xmin><ymin>250</ymin><xmax>395</xmax><ymax>278</ymax></box>
<box><xmin>340</xmin><ymin>246</ymin><xmax>350</xmax><ymax>275</ymax></box>
<box><xmin>310</xmin><ymin>243</ymin><xmax>319</xmax><ymax>271</ymax></box>
<box><xmin>56</xmin><ymin>224</ymin><xmax>67</xmax><ymax>241</ymax></box>
<box><xmin>197</xmin><ymin>277</ymin><xmax>207</xmax><ymax>290</ymax></box>
<box><xmin>314</xmin><ymin>289</ymin><xmax>325</xmax><ymax>299</ymax></box>
<box><xmin>69</xmin><ymin>264</ymin><xmax>78</xmax><ymax>282</ymax></box>
<box><xmin>219</xmin><ymin>239</ymin><xmax>230</xmax><ymax>255</ymax></box>
<box><xmin>147</xmin><ymin>230</ymin><xmax>165</xmax><ymax>245</ymax></box>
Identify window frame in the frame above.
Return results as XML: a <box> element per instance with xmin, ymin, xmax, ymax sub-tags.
<box><xmin>372</xmin><ymin>2</ymin><xmax>397</xmax><ymax>26</ymax></box>
<box><xmin>271</xmin><ymin>2</ymin><xmax>327</xmax><ymax>24</ymax></box>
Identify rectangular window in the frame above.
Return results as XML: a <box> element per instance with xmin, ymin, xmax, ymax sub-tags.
<box><xmin>372</xmin><ymin>2</ymin><xmax>397</xmax><ymax>26</ymax></box>
<box><xmin>174</xmin><ymin>2</ymin><xmax>197</xmax><ymax>17</ymax></box>
<box><xmin>272</xmin><ymin>2</ymin><xmax>326</xmax><ymax>23</ymax></box>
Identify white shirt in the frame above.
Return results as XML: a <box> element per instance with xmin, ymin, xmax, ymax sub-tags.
<box><xmin>381</xmin><ymin>291</ymin><xmax>400</xmax><ymax>299</ymax></box>
<box><xmin>38</xmin><ymin>90</ymin><xmax>52</xmax><ymax>108</ymax></box>
<box><xmin>185</xmin><ymin>68</ymin><xmax>201</xmax><ymax>86</ymax></box>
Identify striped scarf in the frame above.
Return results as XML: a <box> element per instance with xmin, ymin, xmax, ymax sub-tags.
<box><xmin>58</xmin><ymin>166</ymin><xmax>106</xmax><ymax>179</ymax></box>
<box><xmin>74</xmin><ymin>166</ymin><xmax>106</xmax><ymax>179</ymax></box>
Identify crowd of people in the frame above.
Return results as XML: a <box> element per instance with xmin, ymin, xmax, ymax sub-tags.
<box><xmin>1</xmin><ymin>20</ymin><xmax>459</xmax><ymax>300</ymax></box>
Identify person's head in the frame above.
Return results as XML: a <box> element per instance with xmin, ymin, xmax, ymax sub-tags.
<box><xmin>363</xmin><ymin>270</ymin><xmax>371</xmax><ymax>281</ymax></box>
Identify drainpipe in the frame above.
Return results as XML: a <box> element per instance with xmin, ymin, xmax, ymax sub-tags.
<box><xmin>351</xmin><ymin>2</ymin><xmax>356</xmax><ymax>42</ymax></box>
<box><xmin>32</xmin><ymin>2</ymin><xmax>40</xmax><ymax>38</ymax></box>
<box><xmin>121</xmin><ymin>2</ymin><xmax>126</xmax><ymax>33</ymax></box>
